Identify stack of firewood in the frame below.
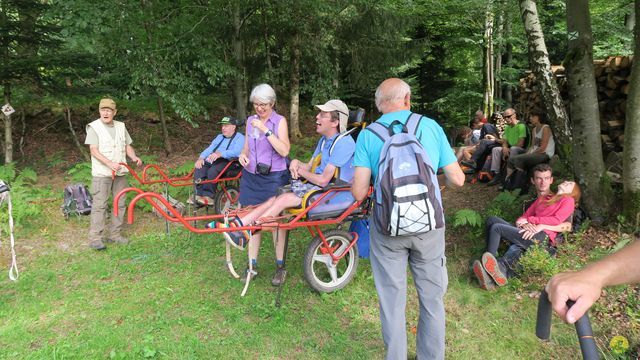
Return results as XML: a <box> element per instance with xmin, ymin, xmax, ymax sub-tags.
<box><xmin>516</xmin><ymin>56</ymin><xmax>633</xmax><ymax>153</ymax></box>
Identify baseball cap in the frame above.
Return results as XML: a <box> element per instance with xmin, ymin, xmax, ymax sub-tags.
<box><xmin>99</xmin><ymin>98</ymin><xmax>116</xmax><ymax>111</ymax></box>
<box><xmin>219</xmin><ymin>116</ymin><xmax>240</xmax><ymax>126</ymax></box>
<box><xmin>315</xmin><ymin>100</ymin><xmax>349</xmax><ymax>133</ymax></box>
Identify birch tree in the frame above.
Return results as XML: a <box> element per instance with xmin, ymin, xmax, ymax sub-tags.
<box><xmin>565</xmin><ymin>0</ymin><xmax>612</xmax><ymax>222</ymax></box>
<box><xmin>519</xmin><ymin>0</ymin><xmax>571</xmax><ymax>158</ymax></box>
<box><xmin>623</xmin><ymin>0</ymin><xmax>640</xmax><ymax>226</ymax></box>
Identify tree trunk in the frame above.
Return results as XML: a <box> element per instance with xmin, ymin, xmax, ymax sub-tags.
<box><xmin>232</xmin><ymin>2</ymin><xmax>247</xmax><ymax>121</ymax></box>
<box><xmin>519</xmin><ymin>0</ymin><xmax>571</xmax><ymax>159</ymax></box>
<box><xmin>157</xmin><ymin>95</ymin><xmax>172</xmax><ymax>154</ymax></box>
<box><xmin>626</xmin><ymin>2</ymin><xmax>635</xmax><ymax>32</ymax></box>
<box><xmin>483</xmin><ymin>6</ymin><xmax>494</xmax><ymax>115</ymax></box>
<box><xmin>289</xmin><ymin>34</ymin><xmax>302</xmax><ymax>139</ymax></box>
<box><xmin>261</xmin><ymin>1</ymin><xmax>273</xmax><ymax>81</ymax></box>
<box><xmin>565</xmin><ymin>0</ymin><xmax>612</xmax><ymax>223</ymax></box>
<box><xmin>623</xmin><ymin>0</ymin><xmax>640</xmax><ymax>227</ymax></box>
<box><xmin>3</xmin><ymin>83</ymin><xmax>12</xmax><ymax>164</ymax></box>
<box><xmin>502</xmin><ymin>12</ymin><xmax>514</xmax><ymax>106</ymax></box>
<box><xmin>65</xmin><ymin>106</ymin><xmax>90</xmax><ymax>162</ymax></box>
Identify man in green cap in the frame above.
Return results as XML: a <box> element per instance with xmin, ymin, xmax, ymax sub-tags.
<box><xmin>191</xmin><ymin>116</ymin><xmax>244</xmax><ymax>205</ymax></box>
<box><xmin>85</xmin><ymin>98</ymin><xmax>142</xmax><ymax>250</ymax></box>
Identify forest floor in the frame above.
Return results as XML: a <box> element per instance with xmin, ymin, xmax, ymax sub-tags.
<box><xmin>0</xmin><ymin>107</ymin><xmax>638</xmax><ymax>359</ymax></box>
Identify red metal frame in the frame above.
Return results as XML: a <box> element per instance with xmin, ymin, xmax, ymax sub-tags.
<box><xmin>114</xmin><ymin>185</ymin><xmax>372</xmax><ymax>264</ymax></box>
<box><xmin>114</xmin><ymin>161</ymin><xmax>242</xmax><ymax>187</ymax></box>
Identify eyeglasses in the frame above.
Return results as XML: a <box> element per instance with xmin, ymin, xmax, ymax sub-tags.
<box><xmin>504</xmin><ymin>113</ymin><xmax>514</xmax><ymax>118</ymax></box>
<box><xmin>253</xmin><ymin>103</ymin><xmax>271</xmax><ymax>109</ymax></box>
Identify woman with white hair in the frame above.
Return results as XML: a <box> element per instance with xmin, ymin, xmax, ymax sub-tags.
<box><xmin>236</xmin><ymin>83</ymin><xmax>291</xmax><ymax>280</ymax></box>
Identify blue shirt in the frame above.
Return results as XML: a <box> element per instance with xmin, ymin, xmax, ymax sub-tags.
<box><xmin>199</xmin><ymin>132</ymin><xmax>245</xmax><ymax>160</ymax></box>
<box><xmin>312</xmin><ymin>133</ymin><xmax>356</xmax><ymax>182</ymax></box>
<box><xmin>353</xmin><ymin>110</ymin><xmax>456</xmax><ymax>180</ymax></box>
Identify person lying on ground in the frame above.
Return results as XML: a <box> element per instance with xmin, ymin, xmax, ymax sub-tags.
<box><xmin>190</xmin><ymin>116</ymin><xmax>244</xmax><ymax>205</ymax></box>
<box><xmin>208</xmin><ymin>99</ymin><xmax>355</xmax><ymax>286</ymax></box>
<box><xmin>546</xmin><ymin>237</ymin><xmax>640</xmax><ymax>324</ymax></box>
<box><xmin>472</xmin><ymin>163</ymin><xmax>579</xmax><ymax>290</ymax></box>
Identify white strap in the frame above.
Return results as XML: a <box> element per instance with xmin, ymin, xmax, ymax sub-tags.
<box><xmin>0</xmin><ymin>188</ymin><xmax>19</xmax><ymax>281</ymax></box>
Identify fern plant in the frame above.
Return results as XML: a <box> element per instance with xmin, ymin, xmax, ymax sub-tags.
<box><xmin>452</xmin><ymin>209</ymin><xmax>482</xmax><ymax>228</ymax></box>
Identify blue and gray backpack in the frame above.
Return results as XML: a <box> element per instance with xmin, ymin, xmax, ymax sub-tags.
<box><xmin>61</xmin><ymin>183</ymin><xmax>92</xmax><ymax>219</ymax></box>
<box><xmin>366</xmin><ymin>113</ymin><xmax>444</xmax><ymax>236</ymax></box>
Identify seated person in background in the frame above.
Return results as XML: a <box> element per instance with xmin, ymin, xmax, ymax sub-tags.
<box><xmin>456</xmin><ymin>118</ymin><xmax>483</xmax><ymax>161</ymax></box>
<box><xmin>460</xmin><ymin>112</ymin><xmax>502</xmax><ymax>172</ymax></box>
<box><xmin>472</xmin><ymin>163</ymin><xmax>580</xmax><ymax>290</ymax></box>
<box><xmin>190</xmin><ymin>116</ymin><xmax>244</xmax><ymax>205</ymax></box>
<box><xmin>209</xmin><ymin>100</ymin><xmax>355</xmax><ymax>286</ymax></box>
<box><xmin>505</xmin><ymin>111</ymin><xmax>554</xmax><ymax>184</ymax></box>
<box><xmin>483</xmin><ymin>108</ymin><xmax>527</xmax><ymax>186</ymax></box>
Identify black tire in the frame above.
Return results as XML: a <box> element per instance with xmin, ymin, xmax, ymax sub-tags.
<box><xmin>214</xmin><ymin>185</ymin><xmax>239</xmax><ymax>214</ymax></box>
<box><xmin>303</xmin><ymin>229</ymin><xmax>358</xmax><ymax>293</ymax></box>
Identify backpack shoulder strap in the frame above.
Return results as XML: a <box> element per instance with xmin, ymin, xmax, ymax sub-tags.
<box><xmin>365</xmin><ymin>122</ymin><xmax>390</xmax><ymax>143</ymax></box>
<box><xmin>405</xmin><ymin>112</ymin><xmax>424</xmax><ymax>136</ymax></box>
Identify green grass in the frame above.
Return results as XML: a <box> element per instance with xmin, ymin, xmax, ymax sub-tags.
<box><xmin>0</xmin><ymin>193</ymin><xmax>634</xmax><ymax>359</ymax></box>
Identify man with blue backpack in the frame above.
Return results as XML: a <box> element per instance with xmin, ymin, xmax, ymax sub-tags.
<box><xmin>352</xmin><ymin>78</ymin><xmax>464</xmax><ymax>360</ymax></box>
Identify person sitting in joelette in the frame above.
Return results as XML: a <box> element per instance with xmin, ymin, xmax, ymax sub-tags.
<box><xmin>208</xmin><ymin>99</ymin><xmax>355</xmax><ymax>286</ymax></box>
<box><xmin>191</xmin><ymin>116</ymin><xmax>244</xmax><ymax>205</ymax></box>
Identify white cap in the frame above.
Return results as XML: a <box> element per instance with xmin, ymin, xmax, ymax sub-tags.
<box><xmin>315</xmin><ymin>99</ymin><xmax>349</xmax><ymax>133</ymax></box>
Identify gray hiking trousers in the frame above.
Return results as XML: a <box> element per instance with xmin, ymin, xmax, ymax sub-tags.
<box><xmin>369</xmin><ymin>220</ymin><xmax>448</xmax><ymax>360</ymax></box>
<box><xmin>89</xmin><ymin>175</ymin><xmax>128</xmax><ymax>242</ymax></box>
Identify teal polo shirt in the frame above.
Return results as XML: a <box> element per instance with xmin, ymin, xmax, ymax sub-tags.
<box><xmin>353</xmin><ymin>110</ymin><xmax>456</xmax><ymax>180</ymax></box>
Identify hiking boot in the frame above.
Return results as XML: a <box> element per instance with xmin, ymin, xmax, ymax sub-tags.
<box><xmin>111</xmin><ymin>236</ymin><xmax>129</xmax><ymax>245</ymax></box>
<box><xmin>89</xmin><ymin>239</ymin><xmax>106</xmax><ymax>250</ymax></box>
<box><xmin>187</xmin><ymin>195</ymin><xmax>203</xmax><ymax>205</ymax></box>
<box><xmin>461</xmin><ymin>165</ymin><xmax>475</xmax><ymax>174</ymax></box>
<box><xmin>271</xmin><ymin>267</ymin><xmax>287</xmax><ymax>286</ymax></box>
<box><xmin>481</xmin><ymin>252</ymin><xmax>508</xmax><ymax>286</ymax></box>
<box><xmin>461</xmin><ymin>160</ymin><xmax>477</xmax><ymax>169</ymax></box>
<box><xmin>472</xmin><ymin>260</ymin><xmax>496</xmax><ymax>291</ymax></box>
<box><xmin>487</xmin><ymin>174</ymin><xmax>501</xmax><ymax>186</ymax></box>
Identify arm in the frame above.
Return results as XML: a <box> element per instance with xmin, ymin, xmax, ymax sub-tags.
<box><xmin>239</xmin><ymin>132</ymin><xmax>250</xmax><ymax>167</ymax></box>
<box><xmin>546</xmin><ymin>239</ymin><xmax>640</xmax><ymax>323</ymax></box>
<box><xmin>352</xmin><ymin>166</ymin><xmax>371</xmax><ymax>201</ymax></box>
<box><xmin>442</xmin><ymin>162</ymin><xmax>464</xmax><ymax>187</ymax></box>
<box><xmin>256</xmin><ymin>118</ymin><xmax>290</xmax><ymax>157</ymax></box>
<box><xmin>298</xmin><ymin>163</ymin><xmax>336</xmax><ymax>187</ymax></box>
<box><xmin>535</xmin><ymin>126</ymin><xmax>551</xmax><ymax>154</ymax></box>
<box><xmin>289</xmin><ymin>158</ymin><xmax>313</xmax><ymax>179</ymax></box>
<box><xmin>90</xmin><ymin>145</ymin><xmax>122</xmax><ymax>171</ymax></box>
<box><xmin>519</xmin><ymin>221</ymin><xmax>571</xmax><ymax>240</ymax></box>
<box><xmin>126</xmin><ymin>145</ymin><xmax>142</xmax><ymax>166</ymax></box>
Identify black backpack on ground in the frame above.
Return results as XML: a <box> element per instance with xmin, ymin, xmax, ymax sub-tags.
<box><xmin>61</xmin><ymin>183</ymin><xmax>92</xmax><ymax>219</ymax></box>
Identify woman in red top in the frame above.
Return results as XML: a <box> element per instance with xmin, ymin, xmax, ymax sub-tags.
<box><xmin>474</xmin><ymin>181</ymin><xmax>581</xmax><ymax>289</ymax></box>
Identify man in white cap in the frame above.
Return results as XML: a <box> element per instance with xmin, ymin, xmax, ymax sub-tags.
<box><xmin>85</xmin><ymin>98</ymin><xmax>142</xmax><ymax>250</ymax></box>
<box><xmin>208</xmin><ymin>99</ymin><xmax>354</xmax><ymax>286</ymax></box>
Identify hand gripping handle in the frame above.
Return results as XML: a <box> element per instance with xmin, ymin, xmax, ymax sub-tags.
<box><xmin>536</xmin><ymin>289</ymin><xmax>599</xmax><ymax>360</ymax></box>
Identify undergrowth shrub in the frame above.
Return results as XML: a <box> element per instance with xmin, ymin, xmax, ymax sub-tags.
<box><xmin>485</xmin><ymin>190</ymin><xmax>525</xmax><ymax>223</ymax></box>
<box><xmin>0</xmin><ymin>165</ymin><xmax>52</xmax><ymax>232</ymax></box>
<box><xmin>517</xmin><ymin>243</ymin><xmax>558</xmax><ymax>284</ymax></box>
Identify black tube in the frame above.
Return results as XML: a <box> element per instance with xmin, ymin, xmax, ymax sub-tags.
<box><xmin>536</xmin><ymin>289</ymin><xmax>552</xmax><ymax>340</ymax></box>
<box><xmin>535</xmin><ymin>289</ymin><xmax>600</xmax><ymax>359</ymax></box>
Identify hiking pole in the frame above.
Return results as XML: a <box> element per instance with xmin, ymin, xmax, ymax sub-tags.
<box><xmin>275</xmin><ymin>230</ymin><xmax>290</xmax><ymax>308</ymax></box>
<box><xmin>0</xmin><ymin>181</ymin><xmax>18</xmax><ymax>281</ymax></box>
<box><xmin>536</xmin><ymin>289</ymin><xmax>599</xmax><ymax>360</ymax></box>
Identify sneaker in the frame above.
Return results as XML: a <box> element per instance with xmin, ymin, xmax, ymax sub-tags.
<box><xmin>187</xmin><ymin>195</ymin><xmax>202</xmax><ymax>205</ymax></box>
<box><xmin>224</xmin><ymin>230</ymin><xmax>250</xmax><ymax>250</ymax></box>
<box><xmin>481</xmin><ymin>252</ymin><xmax>508</xmax><ymax>286</ymax></box>
<box><xmin>89</xmin><ymin>240</ymin><xmax>106</xmax><ymax>250</ymax></box>
<box><xmin>271</xmin><ymin>267</ymin><xmax>287</xmax><ymax>286</ymax></box>
<box><xmin>487</xmin><ymin>174</ymin><xmax>501</xmax><ymax>186</ymax></box>
<box><xmin>472</xmin><ymin>260</ymin><xmax>496</xmax><ymax>290</ymax></box>
<box><xmin>461</xmin><ymin>160</ymin><xmax>476</xmax><ymax>169</ymax></box>
<box><xmin>461</xmin><ymin>165</ymin><xmax>475</xmax><ymax>174</ymax></box>
<box><xmin>197</xmin><ymin>196</ymin><xmax>214</xmax><ymax>206</ymax></box>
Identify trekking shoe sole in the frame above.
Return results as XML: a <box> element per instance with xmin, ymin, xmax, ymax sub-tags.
<box><xmin>472</xmin><ymin>260</ymin><xmax>496</xmax><ymax>291</ymax></box>
<box><xmin>482</xmin><ymin>252</ymin><xmax>508</xmax><ymax>287</ymax></box>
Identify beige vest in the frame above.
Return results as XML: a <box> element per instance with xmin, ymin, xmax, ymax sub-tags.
<box><xmin>88</xmin><ymin>119</ymin><xmax>128</xmax><ymax>177</ymax></box>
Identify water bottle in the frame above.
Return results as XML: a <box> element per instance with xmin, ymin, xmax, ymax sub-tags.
<box><xmin>251</xmin><ymin>125</ymin><xmax>260</xmax><ymax>139</ymax></box>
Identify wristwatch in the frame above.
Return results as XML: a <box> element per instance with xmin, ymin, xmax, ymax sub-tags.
<box><xmin>264</xmin><ymin>130</ymin><xmax>274</xmax><ymax>137</ymax></box>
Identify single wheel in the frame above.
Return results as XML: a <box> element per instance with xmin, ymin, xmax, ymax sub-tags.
<box><xmin>303</xmin><ymin>229</ymin><xmax>358</xmax><ymax>293</ymax></box>
<box><xmin>214</xmin><ymin>185</ymin><xmax>239</xmax><ymax>214</ymax></box>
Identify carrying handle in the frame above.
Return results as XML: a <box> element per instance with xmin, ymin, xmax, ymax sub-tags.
<box><xmin>387</xmin><ymin>120</ymin><xmax>408</xmax><ymax>136</ymax></box>
<box><xmin>536</xmin><ymin>289</ymin><xmax>600</xmax><ymax>360</ymax></box>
